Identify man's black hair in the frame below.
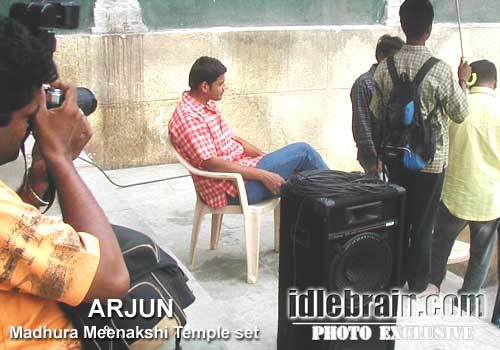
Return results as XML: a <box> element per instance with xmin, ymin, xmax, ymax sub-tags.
<box><xmin>375</xmin><ymin>35</ymin><xmax>404</xmax><ymax>62</ymax></box>
<box><xmin>0</xmin><ymin>15</ymin><xmax>56</xmax><ymax>126</ymax></box>
<box><xmin>188</xmin><ymin>56</ymin><xmax>227</xmax><ymax>91</ymax></box>
<box><xmin>399</xmin><ymin>0</ymin><xmax>434</xmax><ymax>40</ymax></box>
<box><xmin>470</xmin><ymin>60</ymin><xmax>497</xmax><ymax>86</ymax></box>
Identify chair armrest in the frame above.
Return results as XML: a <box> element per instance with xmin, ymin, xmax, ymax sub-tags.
<box><xmin>189</xmin><ymin>169</ymin><xmax>243</xmax><ymax>181</ymax></box>
<box><xmin>192</xmin><ymin>171</ymin><xmax>250</xmax><ymax>208</ymax></box>
<box><xmin>168</xmin><ymin>137</ymin><xmax>250</xmax><ymax>208</ymax></box>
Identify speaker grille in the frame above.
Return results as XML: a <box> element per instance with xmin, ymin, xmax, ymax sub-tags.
<box><xmin>330</xmin><ymin>232</ymin><xmax>393</xmax><ymax>292</ymax></box>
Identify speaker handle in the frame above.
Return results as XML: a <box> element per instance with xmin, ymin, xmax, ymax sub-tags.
<box><xmin>345</xmin><ymin>201</ymin><xmax>383</xmax><ymax>227</ymax></box>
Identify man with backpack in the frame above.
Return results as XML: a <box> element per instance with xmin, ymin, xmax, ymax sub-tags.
<box><xmin>351</xmin><ymin>34</ymin><xmax>404</xmax><ymax>176</ymax></box>
<box><xmin>369</xmin><ymin>0</ymin><xmax>471</xmax><ymax>293</ymax></box>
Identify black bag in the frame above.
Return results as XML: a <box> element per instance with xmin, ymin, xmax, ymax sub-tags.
<box><xmin>60</xmin><ymin>225</ymin><xmax>195</xmax><ymax>350</ymax></box>
<box><xmin>380</xmin><ymin>56</ymin><xmax>439</xmax><ymax>171</ymax></box>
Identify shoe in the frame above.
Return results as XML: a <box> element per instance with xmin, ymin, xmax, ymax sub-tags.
<box><xmin>415</xmin><ymin>283</ymin><xmax>439</xmax><ymax>299</ymax></box>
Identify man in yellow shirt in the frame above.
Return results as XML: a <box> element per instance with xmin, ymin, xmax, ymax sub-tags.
<box><xmin>430</xmin><ymin>60</ymin><xmax>500</xmax><ymax>310</ymax></box>
<box><xmin>0</xmin><ymin>16</ymin><xmax>129</xmax><ymax>349</ymax></box>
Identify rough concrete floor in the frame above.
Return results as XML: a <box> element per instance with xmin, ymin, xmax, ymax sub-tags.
<box><xmin>1</xmin><ymin>152</ymin><xmax>499</xmax><ymax>349</ymax></box>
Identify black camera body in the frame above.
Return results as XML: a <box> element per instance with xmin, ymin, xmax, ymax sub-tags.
<box><xmin>9</xmin><ymin>1</ymin><xmax>80</xmax><ymax>29</ymax></box>
<box><xmin>10</xmin><ymin>1</ymin><xmax>97</xmax><ymax>116</ymax></box>
<box><xmin>45</xmin><ymin>85</ymin><xmax>97</xmax><ymax>116</ymax></box>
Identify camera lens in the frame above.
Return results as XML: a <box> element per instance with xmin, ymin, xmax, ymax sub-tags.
<box><xmin>77</xmin><ymin>88</ymin><xmax>98</xmax><ymax>116</ymax></box>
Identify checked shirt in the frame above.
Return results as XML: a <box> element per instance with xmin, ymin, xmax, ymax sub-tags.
<box><xmin>169</xmin><ymin>92</ymin><xmax>262</xmax><ymax>208</ymax></box>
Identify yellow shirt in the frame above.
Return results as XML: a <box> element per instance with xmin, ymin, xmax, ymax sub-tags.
<box><xmin>442</xmin><ymin>86</ymin><xmax>500</xmax><ymax>221</ymax></box>
<box><xmin>0</xmin><ymin>180</ymin><xmax>100</xmax><ymax>350</ymax></box>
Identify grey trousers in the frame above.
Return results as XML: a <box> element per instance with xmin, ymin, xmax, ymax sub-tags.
<box><xmin>430</xmin><ymin>201</ymin><xmax>500</xmax><ymax>294</ymax></box>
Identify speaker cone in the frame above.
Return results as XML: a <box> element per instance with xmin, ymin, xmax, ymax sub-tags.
<box><xmin>330</xmin><ymin>232</ymin><xmax>393</xmax><ymax>292</ymax></box>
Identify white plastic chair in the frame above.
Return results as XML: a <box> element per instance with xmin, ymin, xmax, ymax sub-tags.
<box><xmin>168</xmin><ymin>139</ymin><xmax>280</xmax><ymax>284</ymax></box>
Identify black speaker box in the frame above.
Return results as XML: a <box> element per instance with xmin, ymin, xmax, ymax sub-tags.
<box><xmin>492</xmin><ymin>282</ymin><xmax>500</xmax><ymax>326</ymax></box>
<box><xmin>278</xmin><ymin>172</ymin><xmax>406</xmax><ymax>350</ymax></box>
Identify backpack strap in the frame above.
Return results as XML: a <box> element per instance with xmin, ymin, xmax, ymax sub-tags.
<box><xmin>413</xmin><ymin>57</ymin><xmax>440</xmax><ymax>87</ymax></box>
<box><xmin>386</xmin><ymin>56</ymin><xmax>399</xmax><ymax>84</ymax></box>
<box><xmin>414</xmin><ymin>57</ymin><xmax>441</xmax><ymax>121</ymax></box>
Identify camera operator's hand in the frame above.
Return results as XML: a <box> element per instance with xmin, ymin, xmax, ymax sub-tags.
<box><xmin>22</xmin><ymin>83</ymin><xmax>92</xmax><ymax>209</ymax></box>
<box><xmin>32</xmin><ymin>119</ymin><xmax>93</xmax><ymax>163</ymax></box>
<box><xmin>27</xmin><ymin>116</ymin><xmax>92</xmax><ymax>208</ymax></box>
<box><xmin>32</xmin><ymin>81</ymin><xmax>87</xmax><ymax>166</ymax></box>
<box><xmin>30</xmin><ymin>80</ymin><xmax>130</xmax><ymax>300</ymax></box>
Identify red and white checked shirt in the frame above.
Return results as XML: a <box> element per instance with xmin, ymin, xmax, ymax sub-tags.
<box><xmin>169</xmin><ymin>92</ymin><xmax>263</xmax><ymax>208</ymax></box>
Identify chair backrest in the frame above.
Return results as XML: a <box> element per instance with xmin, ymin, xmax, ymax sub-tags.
<box><xmin>167</xmin><ymin>138</ymin><xmax>209</xmax><ymax>177</ymax></box>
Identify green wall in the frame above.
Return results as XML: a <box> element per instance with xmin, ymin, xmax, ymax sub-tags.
<box><xmin>139</xmin><ymin>0</ymin><xmax>386</xmax><ymax>29</ymax></box>
<box><xmin>139</xmin><ymin>0</ymin><xmax>500</xmax><ymax>30</ymax></box>
<box><xmin>1</xmin><ymin>1</ymin><xmax>499</xmax><ymax>32</ymax></box>
<box><xmin>433</xmin><ymin>0</ymin><xmax>500</xmax><ymax>23</ymax></box>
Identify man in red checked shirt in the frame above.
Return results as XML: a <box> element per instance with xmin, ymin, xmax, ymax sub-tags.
<box><xmin>169</xmin><ymin>56</ymin><xmax>329</xmax><ymax>209</ymax></box>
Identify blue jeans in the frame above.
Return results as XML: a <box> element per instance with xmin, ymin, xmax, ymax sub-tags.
<box><xmin>431</xmin><ymin>202</ymin><xmax>500</xmax><ymax>294</ymax></box>
<box><xmin>228</xmin><ymin>142</ymin><xmax>329</xmax><ymax>205</ymax></box>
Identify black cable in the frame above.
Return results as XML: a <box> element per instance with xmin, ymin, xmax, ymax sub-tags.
<box><xmin>77</xmin><ymin>156</ymin><xmax>190</xmax><ymax>188</ymax></box>
<box><xmin>286</xmin><ymin>169</ymin><xmax>393</xmax><ymax>199</ymax></box>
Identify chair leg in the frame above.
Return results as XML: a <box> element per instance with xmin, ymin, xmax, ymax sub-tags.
<box><xmin>244</xmin><ymin>213</ymin><xmax>262</xmax><ymax>284</ymax></box>
<box><xmin>189</xmin><ymin>200</ymin><xmax>205</xmax><ymax>271</ymax></box>
<box><xmin>210</xmin><ymin>214</ymin><xmax>223</xmax><ymax>250</ymax></box>
<box><xmin>274</xmin><ymin>205</ymin><xmax>280</xmax><ymax>253</ymax></box>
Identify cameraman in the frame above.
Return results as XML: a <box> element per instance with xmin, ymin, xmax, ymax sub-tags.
<box><xmin>0</xmin><ymin>15</ymin><xmax>129</xmax><ymax>350</ymax></box>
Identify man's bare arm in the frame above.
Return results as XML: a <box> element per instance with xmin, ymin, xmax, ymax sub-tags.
<box><xmin>33</xmin><ymin>84</ymin><xmax>129</xmax><ymax>301</ymax></box>
<box><xmin>17</xmin><ymin>159</ymin><xmax>49</xmax><ymax>208</ymax></box>
<box><xmin>202</xmin><ymin>157</ymin><xmax>284</xmax><ymax>195</ymax></box>
<box><xmin>234</xmin><ymin>136</ymin><xmax>265</xmax><ymax>157</ymax></box>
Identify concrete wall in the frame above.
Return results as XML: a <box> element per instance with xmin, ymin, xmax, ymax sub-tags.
<box><xmin>53</xmin><ymin>24</ymin><xmax>500</xmax><ymax>170</ymax></box>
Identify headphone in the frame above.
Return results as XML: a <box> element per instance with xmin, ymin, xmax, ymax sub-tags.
<box><xmin>466</xmin><ymin>72</ymin><xmax>478</xmax><ymax>87</ymax></box>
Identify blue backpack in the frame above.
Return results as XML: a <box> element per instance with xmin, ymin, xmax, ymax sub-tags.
<box><xmin>381</xmin><ymin>56</ymin><xmax>439</xmax><ymax>171</ymax></box>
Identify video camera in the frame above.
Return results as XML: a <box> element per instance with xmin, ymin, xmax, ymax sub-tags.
<box><xmin>10</xmin><ymin>0</ymin><xmax>97</xmax><ymax>116</ymax></box>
